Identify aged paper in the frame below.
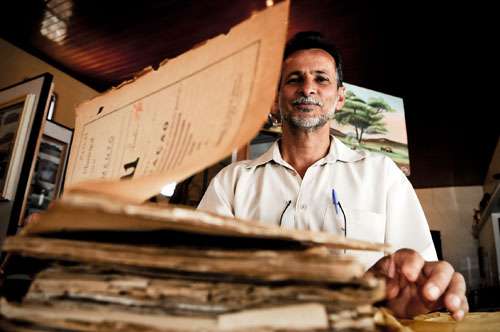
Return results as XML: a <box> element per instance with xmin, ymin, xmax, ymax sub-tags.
<box><xmin>3</xmin><ymin>236</ymin><xmax>366</xmax><ymax>282</ymax></box>
<box><xmin>26</xmin><ymin>265</ymin><xmax>384</xmax><ymax>312</ymax></box>
<box><xmin>0</xmin><ymin>299</ymin><xmax>331</xmax><ymax>332</ymax></box>
<box><xmin>217</xmin><ymin>303</ymin><xmax>328</xmax><ymax>330</ymax></box>
<box><xmin>65</xmin><ymin>2</ymin><xmax>289</xmax><ymax>203</ymax></box>
<box><xmin>19</xmin><ymin>192</ymin><xmax>390</xmax><ymax>252</ymax></box>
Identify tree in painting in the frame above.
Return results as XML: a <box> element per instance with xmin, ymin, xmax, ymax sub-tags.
<box><xmin>334</xmin><ymin>90</ymin><xmax>394</xmax><ymax>145</ymax></box>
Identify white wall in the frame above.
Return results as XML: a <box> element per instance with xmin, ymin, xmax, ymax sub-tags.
<box><xmin>0</xmin><ymin>38</ymin><xmax>99</xmax><ymax>127</ymax></box>
<box><xmin>416</xmin><ymin>186</ymin><xmax>482</xmax><ymax>290</ymax></box>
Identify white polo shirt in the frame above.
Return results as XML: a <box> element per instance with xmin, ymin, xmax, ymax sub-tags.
<box><xmin>198</xmin><ymin>137</ymin><xmax>437</xmax><ymax>269</ymax></box>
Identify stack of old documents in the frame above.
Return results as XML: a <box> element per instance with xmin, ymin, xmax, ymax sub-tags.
<box><xmin>0</xmin><ymin>192</ymin><xmax>387</xmax><ymax>332</ymax></box>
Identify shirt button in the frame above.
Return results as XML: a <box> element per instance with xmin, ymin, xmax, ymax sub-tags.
<box><xmin>300</xmin><ymin>204</ymin><xmax>307</xmax><ymax>210</ymax></box>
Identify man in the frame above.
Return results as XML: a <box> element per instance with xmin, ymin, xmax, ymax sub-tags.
<box><xmin>198</xmin><ymin>31</ymin><xmax>468</xmax><ymax>320</ymax></box>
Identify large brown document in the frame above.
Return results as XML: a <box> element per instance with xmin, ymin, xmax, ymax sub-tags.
<box><xmin>65</xmin><ymin>1</ymin><xmax>290</xmax><ymax>204</ymax></box>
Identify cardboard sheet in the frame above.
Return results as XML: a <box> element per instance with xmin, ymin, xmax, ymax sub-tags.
<box><xmin>65</xmin><ymin>2</ymin><xmax>289</xmax><ymax>204</ymax></box>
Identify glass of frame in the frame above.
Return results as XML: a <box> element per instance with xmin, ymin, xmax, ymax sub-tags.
<box><xmin>0</xmin><ymin>94</ymin><xmax>37</xmax><ymax>201</ymax></box>
<box><xmin>22</xmin><ymin>120</ymin><xmax>73</xmax><ymax>221</ymax></box>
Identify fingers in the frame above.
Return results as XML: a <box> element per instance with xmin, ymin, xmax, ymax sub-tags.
<box><xmin>369</xmin><ymin>249</ymin><xmax>469</xmax><ymax>321</ymax></box>
<box><xmin>387</xmin><ymin>283</ymin><xmax>414</xmax><ymax>318</ymax></box>
<box><xmin>367</xmin><ymin>249</ymin><xmax>425</xmax><ymax>301</ymax></box>
<box><xmin>391</xmin><ymin>248</ymin><xmax>425</xmax><ymax>282</ymax></box>
<box><xmin>367</xmin><ymin>252</ymin><xmax>401</xmax><ymax>299</ymax></box>
<box><xmin>422</xmin><ymin>262</ymin><xmax>468</xmax><ymax>321</ymax></box>
<box><xmin>369</xmin><ymin>249</ymin><xmax>425</xmax><ymax>281</ymax></box>
<box><xmin>421</xmin><ymin>261</ymin><xmax>455</xmax><ymax>302</ymax></box>
<box><xmin>367</xmin><ymin>253</ymin><xmax>396</xmax><ymax>279</ymax></box>
<box><xmin>443</xmin><ymin>272</ymin><xmax>468</xmax><ymax>321</ymax></box>
<box><xmin>386</xmin><ymin>279</ymin><xmax>400</xmax><ymax>299</ymax></box>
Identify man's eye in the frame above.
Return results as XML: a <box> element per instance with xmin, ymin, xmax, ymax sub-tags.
<box><xmin>316</xmin><ymin>76</ymin><xmax>330</xmax><ymax>83</ymax></box>
<box><xmin>286</xmin><ymin>77</ymin><xmax>300</xmax><ymax>83</ymax></box>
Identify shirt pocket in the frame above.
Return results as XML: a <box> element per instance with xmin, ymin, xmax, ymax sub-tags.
<box><xmin>345</xmin><ymin>209</ymin><xmax>386</xmax><ymax>269</ymax></box>
<box><xmin>345</xmin><ymin>209</ymin><xmax>386</xmax><ymax>243</ymax></box>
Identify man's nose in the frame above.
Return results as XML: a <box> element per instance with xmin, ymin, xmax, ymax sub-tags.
<box><xmin>299</xmin><ymin>79</ymin><xmax>316</xmax><ymax>96</ymax></box>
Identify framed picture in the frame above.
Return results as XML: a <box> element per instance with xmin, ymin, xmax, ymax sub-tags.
<box><xmin>0</xmin><ymin>73</ymin><xmax>54</xmax><ymax>246</ymax></box>
<box><xmin>333</xmin><ymin>83</ymin><xmax>411</xmax><ymax>175</ymax></box>
<box><xmin>23</xmin><ymin>120</ymin><xmax>73</xmax><ymax>221</ymax></box>
<box><xmin>0</xmin><ymin>94</ymin><xmax>37</xmax><ymax>200</ymax></box>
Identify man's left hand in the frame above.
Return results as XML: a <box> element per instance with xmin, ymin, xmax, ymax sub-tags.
<box><xmin>367</xmin><ymin>248</ymin><xmax>468</xmax><ymax>320</ymax></box>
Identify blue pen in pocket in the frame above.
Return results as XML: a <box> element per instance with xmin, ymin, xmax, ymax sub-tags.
<box><xmin>331</xmin><ymin>188</ymin><xmax>339</xmax><ymax>215</ymax></box>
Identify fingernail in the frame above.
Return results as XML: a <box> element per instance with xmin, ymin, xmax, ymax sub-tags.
<box><xmin>427</xmin><ymin>284</ymin><xmax>440</xmax><ymax>300</ymax></box>
<box><xmin>454</xmin><ymin>310</ymin><xmax>464</xmax><ymax>320</ymax></box>
<box><xmin>450</xmin><ymin>295</ymin><xmax>461</xmax><ymax>309</ymax></box>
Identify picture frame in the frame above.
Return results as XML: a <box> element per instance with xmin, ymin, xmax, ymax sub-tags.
<box><xmin>333</xmin><ymin>83</ymin><xmax>411</xmax><ymax>176</ymax></box>
<box><xmin>0</xmin><ymin>94</ymin><xmax>37</xmax><ymax>200</ymax></box>
<box><xmin>22</xmin><ymin>120</ymin><xmax>73</xmax><ymax>222</ymax></box>
<box><xmin>0</xmin><ymin>73</ymin><xmax>54</xmax><ymax>246</ymax></box>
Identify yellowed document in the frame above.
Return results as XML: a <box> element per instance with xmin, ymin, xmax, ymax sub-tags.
<box><xmin>66</xmin><ymin>1</ymin><xmax>289</xmax><ymax>203</ymax></box>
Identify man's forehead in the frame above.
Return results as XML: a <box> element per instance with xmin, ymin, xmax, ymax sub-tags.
<box><xmin>282</xmin><ymin>48</ymin><xmax>337</xmax><ymax>73</ymax></box>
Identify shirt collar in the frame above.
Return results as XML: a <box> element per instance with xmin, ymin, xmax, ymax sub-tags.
<box><xmin>246</xmin><ymin>139</ymin><xmax>280</xmax><ymax>168</ymax></box>
<box><xmin>327</xmin><ymin>135</ymin><xmax>367</xmax><ymax>163</ymax></box>
<box><xmin>246</xmin><ymin>135</ymin><xmax>366</xmax><ymax>168</ymax></box>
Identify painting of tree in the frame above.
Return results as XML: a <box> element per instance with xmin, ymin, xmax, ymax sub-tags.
<box><xmin>331</xmin><ymin>83</ymin><xmax>410</xmax><ymax>175</ymax></box>
<box><xmin>334</xmin><ymin>91</ymin><xmax>395</xmax><ymax>145</ymax></box>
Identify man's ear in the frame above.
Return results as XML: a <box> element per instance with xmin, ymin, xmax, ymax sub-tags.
<box><xmin>271</xmin><ymin>100</ymin><xmax>279</xmax><ymax>115</ymax></box>
<box><xmin>336</xmin><ymin>86</ymin><xmax>346</xmax><ymax>110</ymax></box>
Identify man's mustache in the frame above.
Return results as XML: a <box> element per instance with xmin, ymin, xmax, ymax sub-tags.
<box><xmin>291</xmin><ymin>96</ymin><xmax>323</xmax><ymax>107</ymax></box>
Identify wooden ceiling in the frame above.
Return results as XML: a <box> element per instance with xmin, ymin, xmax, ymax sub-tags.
<box><xmin>1</xmin><ymin>0</ymin><xmax>498</xmax><ymax>188</ymax></box>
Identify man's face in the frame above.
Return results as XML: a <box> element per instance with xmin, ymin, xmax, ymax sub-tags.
<box><xmin>278</xmin><ymin>49</ymin><xmax>344</xmax><ymax>131</ymax></box>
